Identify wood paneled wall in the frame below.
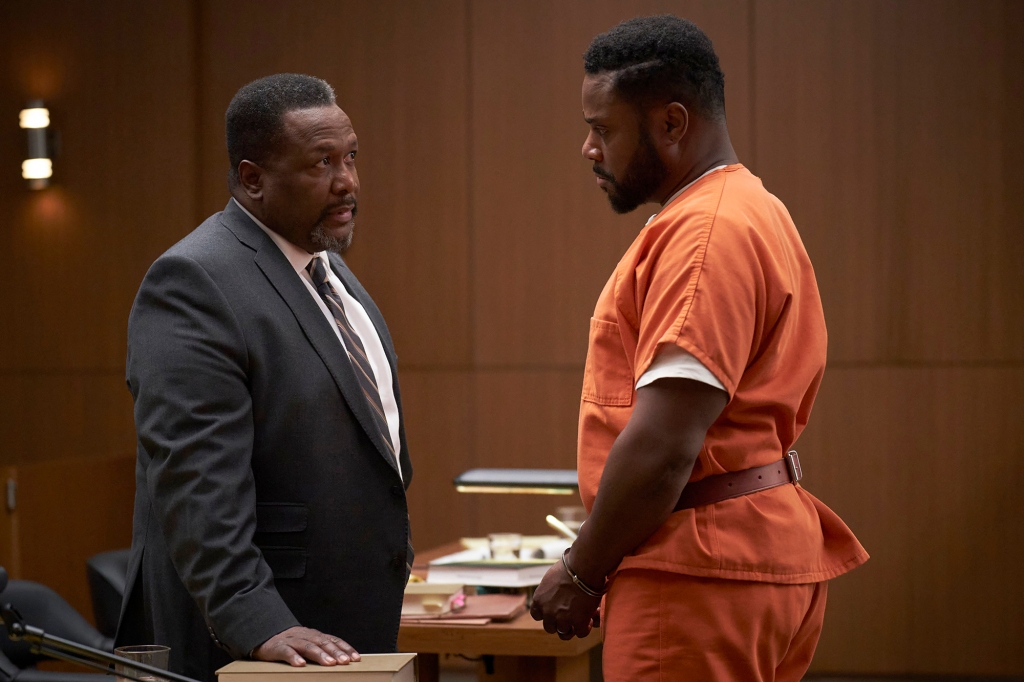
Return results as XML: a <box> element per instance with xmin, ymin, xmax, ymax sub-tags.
<box><xmin>0</xmin><ymin>455</ymin><xmax>136</xmax><ymax>621</ymax></box>
<box><xmin>0</xmin><ymin>0</ymin><xmax>196</xmax><ymax>625</ymax></box>
<box><xmin>754</xmin><ymin>1</ymin><xmax>1024</xmax><ymax>674</ymax></box>
<box><xmin>0</xmin><ymin>0</ymin><xmax>1020</xmax><ymax>674</ymax></box>
<box><xmin>0</xmin><ymin>0</ymin><xmax>195</xmax><ymax>465</ymax></box>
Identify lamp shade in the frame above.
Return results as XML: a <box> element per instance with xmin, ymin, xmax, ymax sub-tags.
<box><xmin>19</xmin><ymin>107</ymin><xmax>50</xmax><ymax>129</ymax></box>
<box><xmin>21</xmin><ymin>158</ymin><xmax>52</xmax><ymax>180</ymax></box>
<box><xmin>453</xmin><ymin>468</ymin><xmax>579</xmax><ymax>495</ymax></box>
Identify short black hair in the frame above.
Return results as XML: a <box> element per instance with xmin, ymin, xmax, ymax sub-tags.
<box><xmin>225</xmin><ymin>73</ymin><xmax>336</xmax><ymax>184</ymax></box>
<box><xmin>583</xmin><ymin>15</ymin><xmax>725</xmax><ymax>120</ymax></box>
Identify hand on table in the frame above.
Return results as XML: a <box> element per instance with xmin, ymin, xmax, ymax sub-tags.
<box><xmin>530</xmin><ymin>563</ymin><xmax>602</xmax><ymax>640</ymax></box>
<box><xmin>252</xmin><ymin>626</ymin><xmax>360</xmax><ymax>666</ymax></box>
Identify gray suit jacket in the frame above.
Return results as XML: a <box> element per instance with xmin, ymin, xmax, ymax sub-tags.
<box><xmin>117</xmin><ymin>200</ymin><xmax>413</xmax><ymax>681</ymax></box>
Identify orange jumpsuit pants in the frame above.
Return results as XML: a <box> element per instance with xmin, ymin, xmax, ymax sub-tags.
<box><xmin>602</xmin><ymin>569</ymin><xmax>828</xmax><ymax>682</ymax></box>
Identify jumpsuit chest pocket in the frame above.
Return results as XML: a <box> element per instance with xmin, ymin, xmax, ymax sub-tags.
<box><xmin>582</xmin><ymin>318</ymin><xmax>634</xmax><ymax>406</ymax></box>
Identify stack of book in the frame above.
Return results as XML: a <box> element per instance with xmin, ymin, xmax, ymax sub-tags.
<box><xmin>400</xmin><ymin>583</ymin><xmax>465</xmax><ymax>618</ymax></box>
<box><xmin>425</xmin><ymin>547</ymin><xmax>557</xmax><ymax>588</ymax></box>
<box><xmin>400</xmin><ymin>592</ymin><xmax>528</xmax><ymax>626</ymax></box>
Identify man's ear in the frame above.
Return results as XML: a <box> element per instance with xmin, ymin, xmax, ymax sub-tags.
<box><xmin>663</xmin><ymin>102</ymin><xmax>689</xmax><ymax>145</ymax></box>
<box><xmin>237</xmin><ymin>160</ymin><xmax>265</xmax><ymax>201</ymax></box>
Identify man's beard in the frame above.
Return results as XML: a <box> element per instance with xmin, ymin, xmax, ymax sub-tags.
<box><xmin>593</xmin><ymin>129</ymin><xmax>667</xmax><ymax>214</ymax></box>
<box><xmin>310</xmin><ymin>201</ymin><xmax>358</xmax><ymax>253</ymax></box>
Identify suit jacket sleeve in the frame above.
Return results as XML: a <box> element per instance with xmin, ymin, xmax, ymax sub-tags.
<box><xmin>127</xmin><ymin>253</ymin><xmax>299</xmax><ymax>658</ymax></box>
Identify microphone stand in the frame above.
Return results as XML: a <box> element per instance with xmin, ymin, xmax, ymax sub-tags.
<box><xmin>1</xmin><ymin>604</ymin><xmax>200</xmax><ymax>682</ymax></box>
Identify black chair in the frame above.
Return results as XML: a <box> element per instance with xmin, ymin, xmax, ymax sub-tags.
<box><xmin>85</xmin><ymin>549</ymin><xmax>130</xmax><ymax>639</ymax></box>
<box><xmin>0</xmin><ymin>579</ymin><xmax>111</xmax><ymax>682</ymax></box>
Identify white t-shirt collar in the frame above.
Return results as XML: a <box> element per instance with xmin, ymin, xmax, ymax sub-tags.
<box><xmin>646</xmin><ymin>165</ymin><xmax>729</xmax><ymax>225</ymax></box>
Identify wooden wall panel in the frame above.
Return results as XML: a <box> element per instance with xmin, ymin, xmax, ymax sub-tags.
<box><xmin>797</xmin><ymin>368</ymin><xmax>1024</xmax><ymax>675</ymax></box>
<box><xmin>199</xmin><ymin>0</ymin><xmax>470</xmax><ymax>368</ymax></box>
<box><xmin>471</xmin><ymin>0</ymin><xmax>753</xmax><ymax>366</ymax></box>
<box><xmin>399</xmin><ymin>371</ymin><xmax>475</xmax><ymax>552</ymax></box>
<box><xmin>0</xmin><ymin>0</ymin><xmax>197</xmax><ymax>373</ymax></box>
<box><xmin>754</xmin><ymin>0</ymin><xmax>1024</xmax><ymax>364</ymax></box>
<box><xmin>0</xmin><ymin>455</ymin><xmax>135</xmax><ymax>624</ymax></box>
<box><xmin>755</xmin><ymin>0</ymin><xmax>1024</xmax><ymax>675</ymax></box>
<box><xmin>0</xmin><ymin>375</ymin><xmax>134</xmax><ymax>465</ymax></box>
<box><xmin>0</xmin><ymin>0</ymin><xmax>194</xmax><ymax>627</ymax></box>
<box><xmin>0</xmin><ymin>0</ymin><xmax>196</xmax><ymax>466</ymax></box>
<box><xmin>400</xmin><ymin>368</ymin><xmax>586</xmax><ymax>547</ymax></box>
<box><xmin>471</xmin><ymin>370</ymin><xmax>584</xmax><ymax>538</ymax></box>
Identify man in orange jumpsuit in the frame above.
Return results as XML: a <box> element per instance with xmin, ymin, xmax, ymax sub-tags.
<box><xmin>530</xmin><ymin>15</ymin><xmax>868</xmax><ymax>681</ymax></box>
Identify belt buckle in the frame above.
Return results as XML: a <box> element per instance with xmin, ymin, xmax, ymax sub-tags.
<box><xmin>785</xmin><ymin>450</ymin><xmax>803</xmax><ymax>483</ymax></box>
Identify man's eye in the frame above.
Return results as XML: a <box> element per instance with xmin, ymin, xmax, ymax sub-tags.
<box><xmin>320</xmin><ymin>156</ymin><xmax>331</xmax><ymax>166</ymax></box>
<box><xmin>347</xmin><ymin>151</ymin><xmax>357</xmax><ymax>161</ymax></box>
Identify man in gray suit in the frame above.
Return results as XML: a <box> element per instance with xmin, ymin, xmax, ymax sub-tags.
<box><xmin>117</xmin><ymin>74</ymin><xmax>413</xmax><ymax>681</ymax></box>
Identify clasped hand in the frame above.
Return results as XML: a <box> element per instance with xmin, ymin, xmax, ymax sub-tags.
<box><xmin>530</xmin><ymin>563</ymin><xmax>602</xmax><ymax>640</ymax></box>
<box><xmin>253</xmin><ymin>626</ymin><xmax>360</xmax><ymax>666</ymax></box>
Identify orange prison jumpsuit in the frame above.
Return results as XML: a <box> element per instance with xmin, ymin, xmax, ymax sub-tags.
<box><xmin>578</xmin><ymin>165</ymin><xmax>869</xmax><ymax>681</ymax></box>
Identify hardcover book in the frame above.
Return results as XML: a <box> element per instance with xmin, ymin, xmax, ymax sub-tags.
<box><xmin>217</xmin><ymin>655</ymin><xmax>415</xmax><ymax>682</ymax></box>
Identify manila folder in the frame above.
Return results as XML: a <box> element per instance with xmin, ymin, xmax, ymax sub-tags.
<box><xmin>217</xmin><ymin>655</ymin><xmax>416</xmax><ymax>682</ymax></box>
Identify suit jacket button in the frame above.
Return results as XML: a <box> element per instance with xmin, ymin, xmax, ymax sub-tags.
<box><xmin>391</xmin><ymin>485</ymin><xmax>404</xmax><ymax>498</ymax></box>
<box><xmin>391</xmin><ymin>554</ymin><xmax>405</xmax><ymax>571</ymax></box>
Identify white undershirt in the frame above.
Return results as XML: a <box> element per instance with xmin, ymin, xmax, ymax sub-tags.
<box><xmin>635</xmin><ymin>344</ymin><xmax>725</xmax><ymax>391</ymax></box>
<box><xmin>233</xmin><ymin>199</ymin><xmax>402</xmax><ymax>477</ymax></box>
<box><xmin>635</xmin><ymin>166</ymin><xmax>728</xmax><ymax>393</ymax></box>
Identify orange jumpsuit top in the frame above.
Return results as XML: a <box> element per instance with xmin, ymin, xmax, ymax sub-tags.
<box><xmin>578</xmin><ymin>164</ymin><xmax>868</xmax><ymax>584</ymax></box>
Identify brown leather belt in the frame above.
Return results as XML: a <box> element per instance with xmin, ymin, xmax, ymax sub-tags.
<box><xmin>674</xmin><ymin>450</ymin><xmax>803</xmax><ymax>512</ymax></box>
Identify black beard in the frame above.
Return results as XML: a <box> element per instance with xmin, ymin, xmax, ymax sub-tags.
<box><xmin>310</xmin><ymin>202</ymin><xmax>357</xmax><ymax>253</ymax></box>
<box><xmin>595</xmin><ymin>129</ymin><xmax>668</xmax><ymax>214</ymax></box>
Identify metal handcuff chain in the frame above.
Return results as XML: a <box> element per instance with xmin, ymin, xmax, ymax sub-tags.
<box><xmin>561</xmin><ymin>547</ymin><xmax>607</xmax><ymax>599</ymax></box>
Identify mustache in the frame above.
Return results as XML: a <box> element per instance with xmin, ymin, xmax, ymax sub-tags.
<box><xmin>317</xmin><ymin>198</ymin><xmax>357</xmax><ymax>223</ymax></box>
<box><xmin>592</xmin><ymin>164</ymin><xmax>616</xmax><ymax>183</ymax></box>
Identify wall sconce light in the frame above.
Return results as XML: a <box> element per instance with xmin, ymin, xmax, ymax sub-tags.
<box><xmin>19</xmin><ymin>100</ymin><xmax>55</xmax><ymax>190</ymax></box>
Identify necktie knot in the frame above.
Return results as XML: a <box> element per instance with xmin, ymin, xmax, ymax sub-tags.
<box><xmin>306</xmin><ymin>256</ymin><xmax>329</xmax><ymax>289</ymax></box>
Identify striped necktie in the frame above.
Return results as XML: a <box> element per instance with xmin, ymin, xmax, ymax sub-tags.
<box><xmin>305</xmin><ymin>258</ymin><xmax>413</xmax><ymax>577</ymax></box>
<box><xmin>306</xmin><ymin>257</ymin><xmax>414</xmax><ymax>577</ymax></box>
<box><xmin>306</xmin><ymin>257</ymin><xmax>395</xmax><ymax>460</ymax></box>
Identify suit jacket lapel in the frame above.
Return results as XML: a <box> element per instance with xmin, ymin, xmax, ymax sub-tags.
<box><xmin>220</xmin><ymin>202</ymin><xmax>400</xmax><ymax>476</ymax></box>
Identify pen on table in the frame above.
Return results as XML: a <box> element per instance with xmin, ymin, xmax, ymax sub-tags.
<box><xmin>545</xmin><ymin>514</ymin><xmax>578</xmax><ymax>541</ymax></box>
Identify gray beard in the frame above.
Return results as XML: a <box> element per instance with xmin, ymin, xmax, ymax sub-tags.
<box><xmin>310</xmin><ymin>221</ymin><xmax>354</xmax><ymax>254</ymax></box>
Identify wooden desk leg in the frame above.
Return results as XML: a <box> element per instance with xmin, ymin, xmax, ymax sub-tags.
<box><xmin>555</xmin><ymin>652</ymin><xmax>591</xmax><ymax>682</ymax></box>
<box><xmin>479</xmin><ymin>653</ymin><xmax>590</xmax><ymax>682</ymax></box>
<box><xmin>416</xmin><ymin>653</ymin><xmax>439</xmax><ymax>682</ymax></box>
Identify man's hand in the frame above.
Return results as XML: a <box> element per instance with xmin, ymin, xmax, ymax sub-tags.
<box><xmin>252</xmin><ymin>626</ymin><xmax>360</xmax><ymax>666</ymax></box>
<box><xmin>531</xmin><ymin>378</ymin><xmax>728</xmax><ymax>641</ymax></box>
<box><xmin>530</xmin><ymin>563</ymin><xmax>601</xmax><ymax>640</ymax></box>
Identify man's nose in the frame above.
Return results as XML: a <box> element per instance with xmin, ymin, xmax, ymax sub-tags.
<box><xmin>332</xmin><ymin>166</ymin><xmax>356</xmax><ymax>194</ymax></box>
<box><xmin>582</xmin><ymin>134</ymin><xmax>601</xmax><ymax>161</ymax></box>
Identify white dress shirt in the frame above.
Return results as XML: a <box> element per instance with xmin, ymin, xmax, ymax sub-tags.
<box><xmin>233</xmin><ymin>198</ymin><xmax>403</xmax><ymax>477</ymax></box>
<box><xmin>635</xmin><ymin>166</ymin><xmax>729</xmax><ymax>393</ymax></box>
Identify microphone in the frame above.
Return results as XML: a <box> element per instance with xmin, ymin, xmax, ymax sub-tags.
<box><xmin>0</xmin><ymin>566</ymin><xmax>7</xmax><ymax>596</ymax></box>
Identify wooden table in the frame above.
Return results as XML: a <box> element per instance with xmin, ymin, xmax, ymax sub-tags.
<box><xmin>398</xmin><ymin>543</ymin><xmax>602</xmax><ymax>682</ymax></box>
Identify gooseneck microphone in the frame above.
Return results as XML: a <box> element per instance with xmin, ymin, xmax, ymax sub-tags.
<box><xmin>0</xmin><ymin>566</ymin><xmax>198</xmax><ymax>682</ymax></box>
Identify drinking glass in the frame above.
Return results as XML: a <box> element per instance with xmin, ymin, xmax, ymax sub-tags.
<box><xmin>488</xmin><ymin>532</ymin><xmax>522</xmax><ymax>560</ymax></box>
<box><xmin>114</xmin><ymin>645</ymin><xmax>170</xmax><ymax>682</ymax></box>
<box><xmin>555</xmin><ymin>505</ymin><xmax>588</xmax><ymax>534</ymax></box>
